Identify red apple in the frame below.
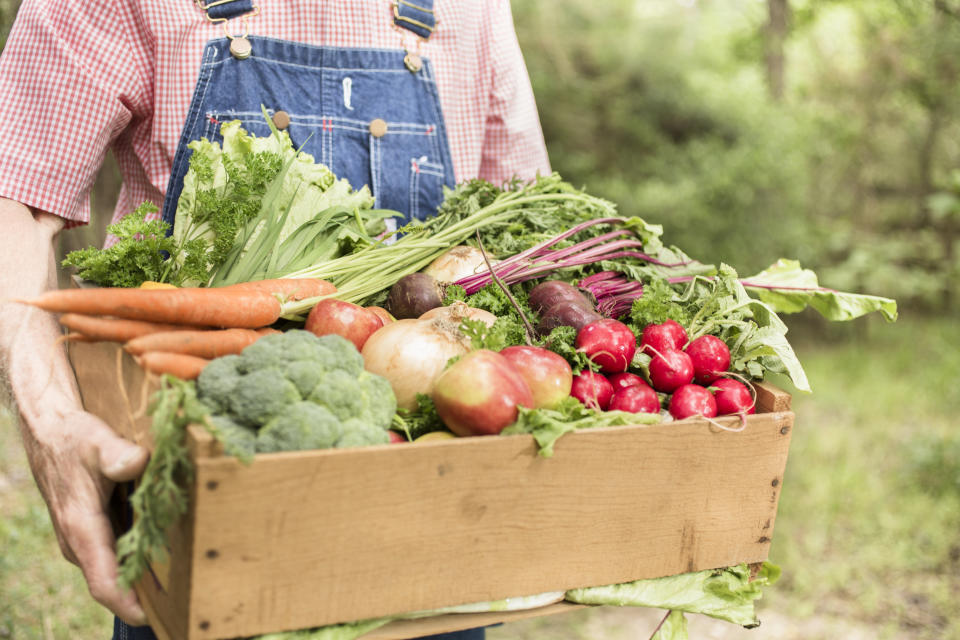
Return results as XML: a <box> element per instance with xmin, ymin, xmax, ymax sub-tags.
<box><xmin>499</xmin><ymin>345</ymin><xmax>573</xmax><ymax>409</ymax></box>
<box><xmin>366</xmin><ymin>306</ymin><xmax>396</xmax><ymax>325</ymax></box>
<box><xmin>387</xmin><ymin>430</ymin><xmax>408</xmax><ymax>443</ymax></box>
<box><xmin>431</xmin><ymin>350</ymin><xmax>535</xmax><ymax>436</ymax></box>
<box><xmin>305</xmin><ymin>299</ymin><xmax>383</xmax><ymax>351</ymax></box>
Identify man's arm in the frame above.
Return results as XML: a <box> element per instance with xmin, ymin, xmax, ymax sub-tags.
<box><xmin>0</xmin><ymin>197</ymin><xmax>149</xmax><ymax>625</ymax></box>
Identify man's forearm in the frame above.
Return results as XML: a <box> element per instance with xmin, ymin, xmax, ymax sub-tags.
<box><xmin>0</xmin><ymin>199</ymin><xmax>82</xmax><ymax>431</ymax></box>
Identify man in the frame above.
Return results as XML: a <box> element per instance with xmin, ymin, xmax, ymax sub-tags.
<box><xmin>0</xmin><ymin>1</ymin><xmax>549</xmax><ymax>637</ymax></box>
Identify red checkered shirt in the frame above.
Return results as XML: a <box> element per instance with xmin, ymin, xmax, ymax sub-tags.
<box><xmin>0</xmin><ymin>0</ymin><xmax>550</xmax><ymax>233</ymax></box>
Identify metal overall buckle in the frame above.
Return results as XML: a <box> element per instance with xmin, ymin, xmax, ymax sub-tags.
<box><xmin>196</xmin><ymin>0</ymin><xmax>261</xmax><ymax>60</ymax></box>
<box><xmin>391</xmin><ymin>0</ymin><xmax>437</xmax><ymax>73</ymax></box>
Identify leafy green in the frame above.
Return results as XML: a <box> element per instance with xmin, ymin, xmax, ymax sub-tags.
<box><xmin>173</xmin><ymin>115</ymin><xmax>386</xmax><ymax>287</ymax></box>
<box><xmin>565</xmin><ymin>562</ymin><xmax>781</xmax><ymax>631</ymax></box>
<box><xmin>741</xmin><ymin>259</ymin><xmax>898</xmax><ymax>322</ymax></box>
<box><xmin>116</xmin><ymin>375</ymin><xmax>210</xmax><ymax>588</ymax></box>
<box><xmin>652</xmin><ymin>610</ymin><xmax>688</xmax><ymax>640</ymax></box>
<box><xmin>252</xmin><ymin>618</ymin><xmax>391</xmax><ymax>640</ymax></box>
<box><xmin>61</xmin><ymin>203</ymin><xmax>175</xmax><ymax>288</ymax></box>
<box><xmin>502</xmin><ymin>396</ymin><xmax>660</xmax><ymax>457</ymax></box>
<box><xmin>391</xmin><ymin>393</ymin><xmax>446</xmax><ymax>441</ymax></box>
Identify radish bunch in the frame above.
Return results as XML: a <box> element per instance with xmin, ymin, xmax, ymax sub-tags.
<box><xmin>567</xmin><ymin>318</ymin><xmax>755</xmax><ymax>420</ymax></box>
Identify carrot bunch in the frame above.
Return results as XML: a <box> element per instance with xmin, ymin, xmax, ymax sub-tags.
<box><xmin>22</xmin><ymin>278</ymin><xmax>335</xmax><ymax>379</ymax></box>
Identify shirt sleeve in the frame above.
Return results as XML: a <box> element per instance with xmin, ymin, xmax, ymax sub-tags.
<box><xmin>477</xmin><ymin>0</ymin><xmax>551</xmax><ymax>185</ymax></box>
<box><xmin>0</xmin><ymin>0</ymin><xmax>153</xmax><ymax>226</ymax></box>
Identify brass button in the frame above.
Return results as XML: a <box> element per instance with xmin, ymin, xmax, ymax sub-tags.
<box><xmin>272</xmin><ymin>110</ymin><xmax>291</xmax><ymax>130</ymax></box>
<box><xmin>229</xmin><ymin>37</ymin><xmax>252</xmax><ymax>60</ymax></box>
<box><xmin>404</xmin><ymin>53</ymin><xmax>423</xmax><ymax>73</ymax></box>
<box><xmin>369</xmin><ymin>118</ymin><xmax>388</xmax><ymax>138</ymax></box>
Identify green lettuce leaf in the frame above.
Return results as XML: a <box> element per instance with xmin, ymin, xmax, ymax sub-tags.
<box><xmin>502</xmin><ymin>396</ymin><xmax>661</xmax><ymax>457</ymax></box>
<box><xmin>742</xmin><ymin>259</ymin><xmax>898</xmax><ymax>322</ymax></box>
<box><xmin>565</xmin><ymin>562</ymin><xmax>780</xmax><ymax>627</ymax></box>
<box><xmin>652</xmin><ymin>610</ymin><xmax>688</xmax><ymax>640</ymax></box>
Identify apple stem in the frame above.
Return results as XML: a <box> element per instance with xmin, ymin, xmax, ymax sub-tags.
<box><xmin>475</xmin><ymin>231</ymin><xmax>535</xmax><ymax>346</ymax></box>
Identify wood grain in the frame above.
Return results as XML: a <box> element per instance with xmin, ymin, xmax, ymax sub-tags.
<box><xmin>69</xmin><ymin>340</ymin><xmax>794</xmax><ymax>640</ymax></box>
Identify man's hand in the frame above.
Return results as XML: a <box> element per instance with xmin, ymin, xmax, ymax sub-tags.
<box><xmin>0</xmin><ymin>198</ymin><xmax>149</xmax><ymax>625</ymax></box>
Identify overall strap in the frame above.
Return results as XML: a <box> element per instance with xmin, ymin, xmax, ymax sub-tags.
<box><xmin>393</xmin><ymin>0</ymin><xmax>436</xmax><ymax>40</ymax></box>
<box><xmin>197</xmin><ymin>0</ymin><xmax>255</xmax><ymax>21</ymax></box>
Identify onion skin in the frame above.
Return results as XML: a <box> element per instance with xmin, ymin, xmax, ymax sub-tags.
<box><xmin>386</xmin><ymin>273</ymin><xmax>444</xmax><ymax>319</ymax></box>
<box><xmin>423</xmin><ymin>246</ymin><xmax>494</xmax><ymax>283</ymax></box>
<box><xmin>419</xmin><ymin>301</ymin><xmax>497</xmax><ymax>327</ymax></box>
<box><xmin>360</xmin><ymin>318</ymin><xmax>471</xmax><ymax>410</ymax></box>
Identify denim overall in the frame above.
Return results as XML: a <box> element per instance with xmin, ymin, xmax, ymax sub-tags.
<box><xmin>115</xmin><ymin>2</ymin><xmax>479</xmax><ymax>639</ymax></box>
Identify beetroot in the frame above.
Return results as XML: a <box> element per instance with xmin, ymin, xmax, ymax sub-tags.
<box><xmin>529</xmin><ymin>280</ymin><xmax>592</xmax><ymax>314</ymax></box>
<box><xmin>607</xmin><ymin>371</ymin><xmax>647</xmax><ymax>393</ymax></box>
<box><xmin>669</xmin><ymin>384</ymin><xmax>718</xmax><ymax>420</ymax></box>
<box><xmin>712</xmin><ymin>378</ymin><xmax>756</xmax><ymax>416</ymax></box>
<box><xmin>570</xmin><ymin>371</ymin><xmax>615</xmax><ymax>410</ymax></box>
<box><xmin>537</xmin><ymin>300</ymin><xmax>602</xmax><ymax>334</ymax></box>
<box><xmin>608</xmin><ymin>383</ymin><xmax>660</xmax><ymax>414</ymax></box>
<box><xmin>640</xmin><ymin>319</ymin><xmax>688</xmax><ymax>356</ymax></box>
<box><xmin>575</xmin><ymin>318</ymin><xmax>637</xmax><ymax>373</ymax></box>
<box><xmin>685</xmin><ymin>335</ymin><xmax>731</xmax><ymax>384</ymax></box>
<box><xmin>648</xmin><ymin>348</ymin><xmax>694</xmax><ymax>392</ymax></box>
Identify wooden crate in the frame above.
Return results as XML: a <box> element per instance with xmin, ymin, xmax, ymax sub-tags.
<box><xmin>69</xmin><ymin>340</ymin><xmax>794</xmax><ymax>640</ymax></box>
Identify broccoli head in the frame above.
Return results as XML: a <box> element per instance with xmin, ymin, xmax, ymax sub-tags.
<box><xmin>284</xmin><ymin>359</ymin><xmax>326</xmax><ymax>398</ymax></box>
<box><xmin>256</xmin><ymin>402</ymin><xmax>344</xmax><ymax>453</ymax></box>
<box><xmin>238</xmin><ymin>330</ymin><xmax>363</xmax><ymax>375</ymax></box>
<box><xmin>228</xmin><ymin>367</ymin><xmax>301</xmax><ymax>426</ymax></box>
<box><xmin>335</xmin><ymin>419</ymin><xmax>391</xmax><ymax>448</ymax></box>
<box><xmin>356</xmin><ymin>371</ymin><xmax>397</xmax><ymax>429</ymax></box>
<box><xmin>208</xmin><ymin>414</ymin><xmax>257</xmax><ymax>458</ymax></box>
<box><xmin>196</xmin><ymin>354</ymin><xmax>244</xmax><ymax>414</ymax></box>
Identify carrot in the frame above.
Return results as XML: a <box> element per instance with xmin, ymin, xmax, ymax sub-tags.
<box><xmin>135</xmin><ymin>352</ymin><xmax>210</xmax><ymax>380</ymax></box>
<box><xmin>221</xmin><ymin>278</ymin><xmax>336</xmax><ymax>301</ymax></box>
<box><xmin>59</xmin><ymin>314</ymin><xmax>204</xmax><ymax>343</ymax></box>
<box><xmin>125</xmin><ymin>328</ymin><xmax>266</xmax><ymax>359</ymax></box>
<box><xmin>22</xmin><ymin>287</ymin><xmax>282</xmax><ymax>328</ymax></box>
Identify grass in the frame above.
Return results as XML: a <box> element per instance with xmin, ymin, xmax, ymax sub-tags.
<box><xmin>1</xmin><ymin>314</ymin><xmax>958</xmax><ymax>639</ymax></box>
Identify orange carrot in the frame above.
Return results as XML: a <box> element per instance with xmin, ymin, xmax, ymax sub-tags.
<box><xmin>221</xmin><ymin>278</ymin><xmax>336</xmax><ymax>301</ymax></box>
<box><xmin>125</xmin><ymin>328</ymin><xmax>267</xmax><ymax>359</ymax></box>
<box><xmin>135</xmin><ymin>352</ymin><xmax>210</xmax><ymax>380</ymax></box>
<box><xmin>22</xmin><ymin>288</ymin><xmax>282</xmax><ymax>328</ymax></box>
<box><xmin>59</xmin><ymin>314</ymin><xmax>204</xmax><ymax>343</ymax></box>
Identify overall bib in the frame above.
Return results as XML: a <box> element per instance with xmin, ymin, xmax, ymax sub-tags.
<box><xmin>116</xmin><ymin>2</ymin><xmax>479</xmax><ymax>638</ymax></box>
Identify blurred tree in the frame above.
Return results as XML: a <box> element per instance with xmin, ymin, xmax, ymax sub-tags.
<box><xmin>766</xmin><ymin>0</ymin><xmax>791</xmax><ymax>100</ymax></box>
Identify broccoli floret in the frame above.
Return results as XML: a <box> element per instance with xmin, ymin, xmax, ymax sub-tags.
<box><xmin>356</xmin><ymin>371</ymin><xmax>397</xmax><ymax>429</ymax></box>
<box><xmin>335</xmin><ymin>419</ymin><xmax>390</xmax><ymax>449</ymax></box>
<box><xmin>256</xmin><ymin>402</ymin><xmax>344</xmax><ymax>453</ymax></box>
<box><xmin>208</xmin><ymin>414</ymin><xmax>257</xmax><ymax>458</ymax></box>
<box><xmin>284</xmin><ymin>360</ymin><xmax>326</xmax><ymax>398</ymax></box>
<box><xmin>196</xmin><ymin>354</ymin><xmax>244</xmax><ymax>413</ymax></box>
<box><xmin>306</xmin><ymin>369</ymin><xmax>367</xmax><ymax>421</ymax></box>
<box><xmin>238</xmin><ymin>330</ymin><xmax>363</xmax><ymax>376</ymax></box>
<box><xmin>228</xmin><ymin>367</ymin><xmax>301</xmax><ymax>426</ymax></box>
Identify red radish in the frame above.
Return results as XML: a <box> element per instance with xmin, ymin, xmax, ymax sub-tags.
<box><xmin>640</xmin><ymin>319</ymin><xmax>688</xmax><ymax>355</ymax></box>
<box><xmin>669</xmin><ymin>384</ymin><xmax>718</xmax><ymax>420</ymax></box>
<box><xmin>387</xmin><ymin>430</ymin><xmax>408</xmax><ymax>443</ymax></box>
<box><xmin>575</xmin><ymin>318</ymin><xmax>637</xmax><ymax>373</ymax></box>
<box><xmin>431</xmin><ymin>350</ymin><xmax>534</xmax><ymax>436</ymax></box>
<box><xmin>712</xmin><ymin>378</ymin><xmax>756</xmax><ymax>416</ymax></box>
<box><xmin>648</xmin><ymin>349</ymin><xmax>694</xmax><ymax>392</ymax></box>
<box><xmin>570</xmin><ymin>371</ymin><xmax>615</xmax><ymax>410</ymax></box>
<box><xmin>685</xmin><ymin>335</ymin><xmax>731</xmax><ymax>384</ymax></box>
<box><xmin>607</xmin><ymin>371</ymin><xmax>648</xmax><ymax>393</ymax></box>
<box><xmin>305</xmin><ymin>299</ymin><xmax>383</xmax><ymax>351</ymax></box>
<box><xmin>608</xmin><ymin>384</ymin><xmax>660</xmax><ymax>414</ymax></box>
<box><xmin>499</xmin><ymin>345</ymin><xmax>573</xmax><ymax>409</ymax></box>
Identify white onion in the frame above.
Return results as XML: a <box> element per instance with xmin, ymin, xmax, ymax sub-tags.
<box><xmin>361</xmin><ymin>318</ymin><xmax>471</xmax><ymax>410</ymax></box>
<box><xmin>422</xmin><ymin>245</ymin><xmax>496</xmax><ymax>283</ymax></box>
<box><xmin>418</xmin><ymin>300</ymin><xmax>497</xmax><ymax>327</ymax></box>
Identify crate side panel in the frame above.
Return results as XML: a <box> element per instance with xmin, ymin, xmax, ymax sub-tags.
<box><xmin>68</xmin><ymin>340</ymin><xmax>158</xmax><ymax>447</ymax></box>
<box><xmin>186</xmin><ymin>412</ymin><xmax>793</xmax><ymax>639</ymax></box>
